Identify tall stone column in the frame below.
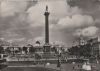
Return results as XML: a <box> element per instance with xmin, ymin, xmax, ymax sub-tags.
<box><xmin>44</xmin><ymin>5</ymin><xmax>51</xmax><ymax>52</ymax></box>
<box><xmin>44</xmin><ymin>5</ymin><xmax>50</xmax><ymax>44</ymax></box>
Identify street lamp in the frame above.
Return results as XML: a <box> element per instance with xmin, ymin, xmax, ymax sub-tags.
<box><xmin>57</xmin><ymin>54</ymin><xmax>61</xmax><ymax>67</ymax></box>
<box><xmin>57</xmin><ymin>48</ymin><xmax>62</xmax><ymax>71</ymax></box>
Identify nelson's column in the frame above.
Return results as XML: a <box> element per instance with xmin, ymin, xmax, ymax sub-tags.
<box><xmin>43</xmin><ymin>5</ymin><xmax>51</xmax><ymax>53</ymax></box>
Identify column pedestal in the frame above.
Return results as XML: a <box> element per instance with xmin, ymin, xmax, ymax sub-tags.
<box><xmin>43</xmin><ymin>44</ymin><xmax>51</xmax><ymax>59</ymax></box>
<box><xmin>43</xmin><ymin>44</ymin><xmax>51</xmax><ymax>52</ymax></box>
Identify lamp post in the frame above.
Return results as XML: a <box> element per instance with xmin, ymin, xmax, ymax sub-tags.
<box><xmin>57</xmin><ymin>54</ymin><xmax>61</xmax><ymax>67</ymax></box>
<box><xmin>57</xmin><ymin>48</ymin><xmax>62</xmax><ymax>71</ymax></box>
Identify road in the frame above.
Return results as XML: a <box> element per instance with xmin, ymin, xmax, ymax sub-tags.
<box><xmin>1</xmin><ymin>67</ymin><xmax>60</xmax><ymax>71</ymax></box>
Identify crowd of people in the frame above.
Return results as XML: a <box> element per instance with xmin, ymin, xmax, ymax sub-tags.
<box><xmin>73</xmin><ymin>61</ymin><xmax>98</xmax><ymax>71</ymax></box>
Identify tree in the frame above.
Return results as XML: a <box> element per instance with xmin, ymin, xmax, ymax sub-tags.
<box><xmin>22</xmin><ymin>46</ymin><xmax>27</xmax><ymax>54</ymax></box>
<box><xmin>0</xmin><ymin>46</ymin><xmax>4</xmax><ymax>53</ymax></box>
<box><xmin>36</xmin><ymin>41</ymin><xmax>40</xmax><ymax>45</ymax></box>
<box><xmin>68</xmin><ymin>46</ymin><xmax>79</xmax><ymax>56</ymax></box>
<box><xmin>68</xmin><ymin>44</ymin><xmax>92</xmax><ymax>57</ymax></box>
<box><xmin>5</xmin><ymin>47</ymin><xmax>11</xmax><ymax>54</ymax></box>
<box><xmin>29</xmin><ymin>46</ymin><xmax>36</xmax><ymax>53</ymax></box>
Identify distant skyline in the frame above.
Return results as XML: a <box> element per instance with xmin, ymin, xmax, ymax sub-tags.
<box><xmin>0</xmin><ymin>0</ymin><xmax>100</xmax><ymax>47</ymax></box>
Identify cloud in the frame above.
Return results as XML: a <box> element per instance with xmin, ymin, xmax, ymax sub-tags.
<box><xmin>27</xmin><ymin>0</ymin><xmax>81</xmax><ymax>27</ymax></box>
<box><xmin>74</xmin><ymin>26</ymin><xmax>99</xmax><ymax>37</ymax></box>
<box><xmin>34</xmin><ymin>36</ymin><xmax>44</xmax><ymax>41</ymax></box>
<box><xmin>0</xmin><ymin>38</ymin><xmax>5</xmax><ymax>41</ymax></box>
<box><xmin>27</xmin><ymin>0</ymin><xmax>68</xmax><ymax>27</ymax></box>
<box><xmin>1</xmin><ymin>0</ymin><xmax>28</xmax><ymax>17</ymax></box>
<box><xmin>7</xmin><ymin>38</ymin><xmax>25</xmax><ymax>43</ymax></box>
<box><xmin>82</xmin><ymin>26</ymin><xmax>99</xmax><ymax>37</ymax></box>
<box><xmin>0</xmin><ymin>0</ymin><xmax>99</xmax><ymax>47</ymax></box>
<box><xmin>26</xmin><ymin>0</ymin><xmax>97</xmax><ymax>47</ymax></box>
<box><xmin>57</xmin><ymin>14</ymin><xmax>94</xmax><ymax>29</ymax></box>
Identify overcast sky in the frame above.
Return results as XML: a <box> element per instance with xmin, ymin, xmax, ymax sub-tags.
<box><xmin>0</xmin><ymin>0</ymin><xmax>100</xmax><ymax>47</ymax></box>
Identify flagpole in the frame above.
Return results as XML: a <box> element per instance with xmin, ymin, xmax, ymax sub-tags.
<box><xmin>57</xmin><ymin>48</ymin><xmax>62</xmax><ymax>71</ymax></box>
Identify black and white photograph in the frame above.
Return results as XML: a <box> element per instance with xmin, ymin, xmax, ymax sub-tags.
<box><xmin>0</xmin><ymin>0</ymin><xmax>100</xmax><ymax>71</ymax></box>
